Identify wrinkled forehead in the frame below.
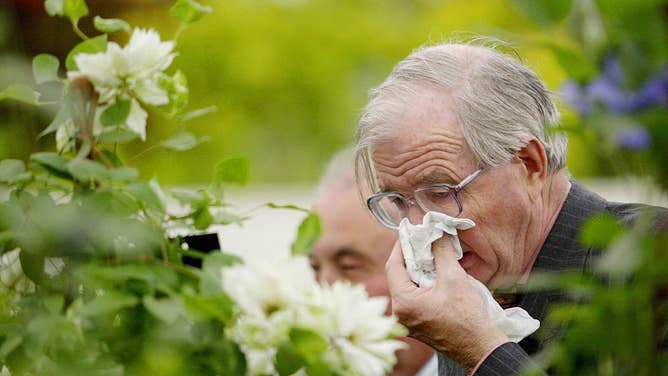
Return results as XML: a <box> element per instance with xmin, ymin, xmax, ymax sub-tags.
<box><xmin>365</xmin><ymin>91</ymin><xmax>476</xmax><ymax>192</ymax></box>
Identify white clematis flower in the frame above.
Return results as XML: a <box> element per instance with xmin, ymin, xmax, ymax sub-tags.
<box><xmin>222</xmin><ymin>256</ymin><xmax>316</xmax><ymax>319</ymax></box>
<box><xmin>222</xmin><ymin>256</ymin><xmax>316</xmax><ymax>375</ymax></box>
<box><xmin>68</xmin><ymin>28</ymin><xmax>175</xmax><ymax>140</ymax></box>
<box><xmin>314</xmin><ymin>281</ymin><xmax>407</xmax><ymax>376</ymax></box>
<box><xmin>221</xmin><ymin>256</ymin><xmax>406</xmax><ymax>375</ymax></box>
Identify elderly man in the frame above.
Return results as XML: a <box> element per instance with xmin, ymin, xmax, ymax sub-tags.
<box><xmin>353</xmin><ymin>41</ymin><xmax>668</xmax><ymax>375</ymax></box>
<box><xmin>310</xmin><ymin>149</ymin><xmax>437</xmax><ymax>376</ymax></box>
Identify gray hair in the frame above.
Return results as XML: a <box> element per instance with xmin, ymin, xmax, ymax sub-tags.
<box><xmin>355</xmin><ymin>39</ymin><xmax>567</xmax><ymax>192</ymax></box>
<box><xmin>316</xmin><ymin>146</ymin><xmax>359</xmax><ymax>197</ymax></box>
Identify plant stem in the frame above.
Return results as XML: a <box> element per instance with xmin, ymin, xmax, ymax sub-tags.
<box><xmin>173</xmin><ymin>23</ymin><xmax>187</xmax><ymax>42</ymax></box>
<box><xmin>72</xmin><ymin>22</ymin><xmax>89</xmax><ymax>40</ymax></box>
<box><xmin>127</xmin><ymin>144</ymin><xmax>160</xmax><ymax>163</ymax></box>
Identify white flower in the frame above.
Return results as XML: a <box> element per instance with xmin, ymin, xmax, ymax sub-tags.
<box><xmin>71</xmin><ymin>28</ymin><xmax>175</xmax><ymax>105</ymax></box>
<box><xmin>222</xmin><ymin>256</ymin><xmax>316</xmax><ymax>375</ymax></box>
<box><xmin>1</xmin><ymin>249</ymin><xmax>36</xmax><ymax>294</ymax></box>
<box><xmin>313</xmin><ymin>282</ymin><xmax>407</xmax><ymax>376</ymax></box>
<box><xmin>55</xmin><ymin>119</ymin><xmax>77</xmax><ymax>152</ymax></box>
<box><xmin>221</xmin><ymin>258</ymin><xmax>405</xmax><ymax>375</ymax></box>
<box><xmin>68</xmin><ymin>28</ymin><xmax>175</xmax><ymax>140</ymax></box>
<box><xmin>221</xmin><ymin>256</ymin><xmax>315</xmax><ymax>319</ymax></box>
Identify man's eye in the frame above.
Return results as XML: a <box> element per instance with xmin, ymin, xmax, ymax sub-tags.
<box><xmin>423</xmin><ymin>189</ymin><xmax>451</xmax><ymax>203</ymax></box>
<box><xmin>389</xmin><ymin>196</ymin><xmax>407</xmax><ymax>209</ymax></box>
<box><xmin>339</xmin><ymin>263</ymin><xmax>363</xmax><ymax>272</ymax></box>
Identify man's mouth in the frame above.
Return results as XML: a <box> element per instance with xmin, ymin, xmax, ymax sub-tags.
<box><xmin>459</xmin><ymin>251</ymin><xmax>474</xmax><ymax>268</ymax></box>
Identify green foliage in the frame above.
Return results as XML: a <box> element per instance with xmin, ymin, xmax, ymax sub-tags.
<box><xmin>100</xmin><ymin>99</ymin><xmax>131</xmax><ymax>126</ymax></box>
<box><xmin>32</xmin><ymin>54</ymin><xmax>60</xmax><ymax>84</ymax></box>
<box><xmin>63</xmin><ymin>0</ymin><xmax>89</xmax><ymax>26</ymax></box>
<box><xmin>0</xmin><ymin>84</ymin><xmax>41</xmax><ymax>105</ymax></box>
<box><xmin>160</xmin><ymin>131</ymin><xmax>208</xmax><ymax>151</ymax></box>
<box><xmin>0</xmin><ymin>4</ymin><xmax>262</xmax><ymax>374</ymax></box>
<box><xmin>0</xmin><ymin>159</ymin><xmax>26</xmax><ymax>183</ymax></box>
<box><xmin>93</xmin><ymin>16</ymin><xmax>130</xmax><ymax>34</ymax></box>
<box><xmin>291</xmin><ymin>212</ymin><xmax>321</xmax><ymax>256</ymax></box>
<box><xmin>65</xmin><ymin>35</ymin><xmax>108</xmax><ymax>71</ymax></box>
<box><xmin>512</xmin><ymin>1</ymin><xmax>668</xmax><ymax>374</ymax></box>
<box><xmin>214</xmin><ymin>157</ymin><xmax>250</xmax><ymax>186</ymax></box>
<box><xmin>511</xmin><ymin>0</ymin><xmax>572</xmax><ymax>26</ymax></box>
<box><xmin>169</xmin><ymin>0</ymin><xmax>212</xmax><ymax>23</ymax></box>
<box><xmin>579</xmin><ymin>213</ymin><xmax>626</xmax><ymax>248</ymax></box>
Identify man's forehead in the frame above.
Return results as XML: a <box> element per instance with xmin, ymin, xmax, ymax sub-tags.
<box><xmin>377</xmin><ymin>168</ymin><xmax>460</xmax><ymax>192</ymax></box>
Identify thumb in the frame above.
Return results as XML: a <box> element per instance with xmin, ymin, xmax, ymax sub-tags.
<box><xmin>432</xmin><ymin>235</ymin><xmax>467</xmax><ymax>282</ymax></box>
<box><xmin>386</xmin><ymin>240</ymin><xmax>419</xmax><ymax>294</ymax></box>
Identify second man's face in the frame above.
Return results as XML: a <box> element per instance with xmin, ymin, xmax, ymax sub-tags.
<box><xmin>310</xmin><ymin>183</ymin><xmax>397</xmax><ymax>306</ymax></box>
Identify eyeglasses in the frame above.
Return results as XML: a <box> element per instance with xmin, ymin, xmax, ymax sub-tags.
<box><xmin>366</xmin><ymin>169</ymin><xmax>482</xmax><ymax>230</ymax></box>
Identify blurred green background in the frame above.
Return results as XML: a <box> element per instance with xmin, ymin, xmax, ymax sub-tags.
<box><xmin>0</xmin><ymin>0</ymin><xmax>605</xmax><ymax>185</ymax></box>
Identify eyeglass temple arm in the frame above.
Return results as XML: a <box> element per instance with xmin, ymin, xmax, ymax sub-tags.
<box><xmin>455</xmin><ymin>169</ymin><xmax>482</xmax><ymax>190</ymax></box>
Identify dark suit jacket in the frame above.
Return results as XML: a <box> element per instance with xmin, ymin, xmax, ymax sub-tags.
<box><xmin>438</xmin><ymin>180</ymin><xmax>668</xmax><ymax>375</ymax></box>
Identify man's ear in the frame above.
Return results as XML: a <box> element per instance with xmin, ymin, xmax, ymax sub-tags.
<box><xmin>515</xmin><ymin>137</ymin><xmax>548</xmax><ymax>202</ymax></box>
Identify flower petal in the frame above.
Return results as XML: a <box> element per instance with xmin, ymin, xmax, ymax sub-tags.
<box><xmin>126</xmin><ymin>99</ymin><xmax>148</xmax><ymax>141</ymax></box>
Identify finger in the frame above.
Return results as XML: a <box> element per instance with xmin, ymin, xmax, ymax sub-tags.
<box><xmin>432</xmin><ymin>236</ymin><xmax>467</xmax><ymax>280</ymax></box>
<box><xmin>385</xmin><ymin>240</ymin><xmax>419</xmax><ymax>294</ymax></box>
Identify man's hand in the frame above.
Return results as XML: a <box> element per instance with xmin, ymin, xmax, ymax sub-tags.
<box><xmin>386</xmin><ymin>236</ymin><xmax>510</xmax><ymax>371</ymax></box>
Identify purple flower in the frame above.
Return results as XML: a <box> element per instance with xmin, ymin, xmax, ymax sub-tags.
<box><xmin>615</xmin><ymin>125</ymin><xmax>651</xmax><ymax>150</ymax></box>
<box><xmin>602</xmin><ymin>57</ymin><xmax>625</xmax><ymax>86</ymax></box>
<box><xmin>560</xmin><ymin>80</ymin><xmax>592</xmax><ymax>115</ymax></box>
<box><xmin>586</xmin><ymin>76</ymin><xmax>632</xmax><ymax>113</ymax></box>
<box><xmin>631</xmin><ymin>72</ymin><xmax>668</xmax><ymax>111</ymax></box>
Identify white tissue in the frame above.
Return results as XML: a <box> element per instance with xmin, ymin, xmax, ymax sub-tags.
<box><xmin>398</xmin><ymin>211</ymin><xmax>540</xmax><ymax>342</ymax></box>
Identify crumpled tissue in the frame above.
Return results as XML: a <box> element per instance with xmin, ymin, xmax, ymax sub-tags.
<box><xmin>398</xmin><ymin>211</ymin><xmax>540</xmax><ymax>342</ymax></box>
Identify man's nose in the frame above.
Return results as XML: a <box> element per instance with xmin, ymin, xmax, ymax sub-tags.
<box><xmin>317</xmin><ymin>266</ymin><xmax>339</xmax><ymax>286</ymax></box>
<box><xmin>407</xmin><ymin>200</ymin><xmax>426</xmax><ymax>225</ymax></box>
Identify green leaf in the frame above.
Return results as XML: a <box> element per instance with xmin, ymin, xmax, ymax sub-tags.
<box><xmin>177</xmin><ymin>105</ymin><xmax>218</xmax><ymax>122</ymax></box>
<box><xmin>97</xmin><ymin>126</ymin><xmax>140</xmax><ymax>143</ymax></box>
<box><xmin>275</xmin><ymin>344</ymin><xmax>305</xmax><ymax>376</ymax></box>
<box><xmin>171</xmin><ymin>188</ymin><xmax>212</xmax><ymax>207</ymax></box>
<box><xmin>32</xmin><ymin>54</ymin><xmax>60</xmax><ymax>84</ymax></box>
<box><xmin>43</xmin><ymin>295</ymin><xmax>65</xmax><ymax>315</ymax></box>
<box><xmin>30</xmin><ymin>152</ymin><xmax>72</xmax><ymax>179</ymax></box>
<box><xmin>77</xmin><ymin>263</ymin><xmax>179</xmax><ymax>295</ymax></box>
<box><xmin>580</xmin><ymin>213</ymin><xmax>627</xmax><ymax>248</ymax></box>
<box><xmin>214</xmin><ymin>157</ymin><xmax>250</xmax><ymax>186</ymax></box>
<box><xmin>0</xmin><ymin>159</ymin><xmax>25</xmax><ymax>183</ymax></box>
<box><xmin>183</xmin><ymin>294</ymin><xmax>235</xmax><ymax>323</ymax></box>
<box><xmin>109</xmin><ymin>167</ymin><xmax>139</xmax><ymax>182</ymax></box>
<box><xmin>212</xmin><ymin>210</ymin><xmax>248</xmax><ymax>225</ymax></box>
<box><xmin>93</xmin><ymin>16</ymin><xmax>130</xmax><ymax>33</ymax></box>
<box><xmin>63</xmin><ymin>0</ymin><xmax>89</xmax><ymax>26</ymax></box>
<box><xmin>289</xmin><ymin>328</ymin><xmax>328</xmax><ymax>364</ymax></box>
<box><xmin>19</xmin><ymin>250</ymin><xmax>45</xmax><ymax>284</ymax></box>
<box><xmin>201</xmin><ymin>252</ymin><xmax>242</xmax><ymax>295</ymax></box>
<box><xmin>0</xmin><ymin>84</ymin><xmax>41</xmax><ymax>105</ymax></box>
<box><xmin>512</xmin><ymin>0</ymin><xmax>572</xmax><ymax>27</ymax></box>
<box><xmin>100</xmin><ymin>100</ymin><xmax>131</xmax><ymax>126</ymax></box>
<box><xmin>123</xmin><ymin>182</ymin><xmax>165</xmax><ymax>210</ymax></box>
<box><xmin>66</xmin><ymin>34</ymin><xmax>108</xmax><ymax>71</ymax></box>
<box><xmin>265</xmin><ymin>202</ymin><xmax>310</xmax><ymax>213</ymax></box>
<box><xmin>79</xmin><ymin>291</ymin><xmax>139</xmax><ymax>317</ymax></box>
<box><xmin>193</xmin><ymin>208</ymin><xmax>213</xmax><ymax>230</ymax></box>
<box><xmin>44</xmin><ymin>0</ymin><xmax>64</xmax><ymax>16</ymax></box>
<box><xmin>161</xmin><ymin>131</ymin><xmax>209</xmax><ymax>151</ymax></box>
<box><xmin>38</xmin><ymin>106</ymin><xmax>70</xmax><ymax>139</ymax></box>
<box><xmin>159</xmin><ymin>70</ymin><xmax>189</xmax><ymax>113</ymax></box>
<box><xmin>67</xmin><ymin>159</ymin><xmax>109</xmax><ymax>182</ymax></box>
<box><xmin>291</xmin><ymin>212</ymin><xmax>321</xmax><ymax>256</ymax></box>
<box><xmin>170</xmin><ymin>0</ymin><xmax>212</xmax><ymax>23</ymax></box>
<box><xmin>0</xmin><ymin>335</ymin><xmax>22</xmax><ymax>359</ymax></box>
<box><xmin>143</xmin><ymin>296</ymin><xmax>185</xmax><ymax>324</ymax></box>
